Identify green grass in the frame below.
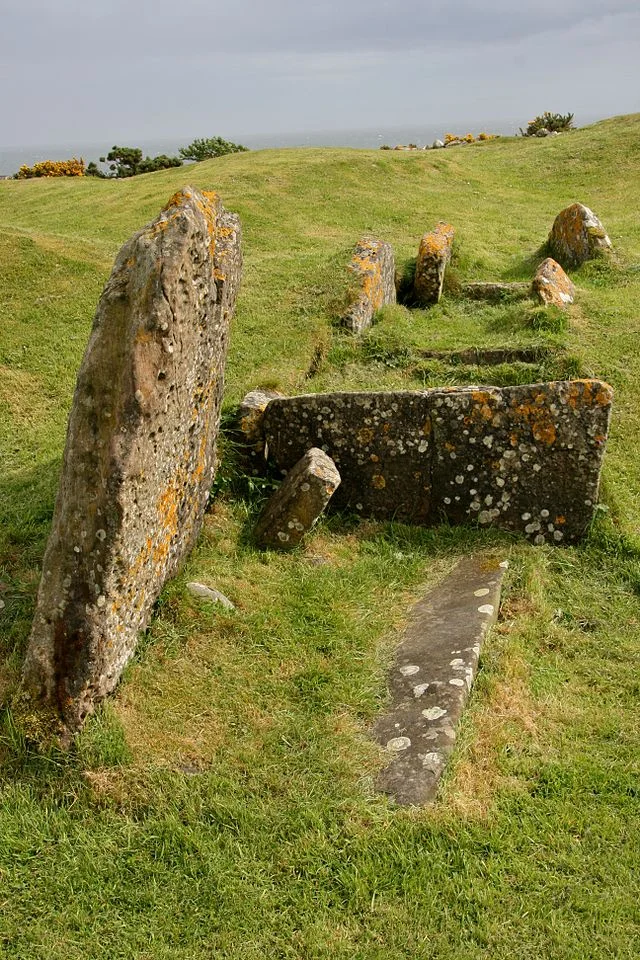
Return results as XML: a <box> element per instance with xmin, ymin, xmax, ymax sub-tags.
<box><xmin>1</xmin><ymin>115</ymin><xmax>640</xmax><ymax>958</ymax></box>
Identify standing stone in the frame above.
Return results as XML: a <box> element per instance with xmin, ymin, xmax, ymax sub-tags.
<box><xmin>342</xmin><ymin>237</ymin><xmax>396</xmax><ymax>334</ymax></box>
<box><xmin>255</xmin><ymin>448</ymin><xmax>341</xmax><ymax>550</ymax></box>
<box><xmin>236</xmin><ymin>388</ymin><xmax>284</xmax><ymax>472</ymax></box>
<box><xmin>413</xmin><ymin>222</ymin><xmax>454</xmax><ymax>306</ymax></box>
<box><xmin>22</xmin><ymin>187</ymin><xmax>242</xmax><ymax>733</ymax></box>
<box><xmin>548</xmin><ymin>203</ymin><xmax>612</xmax><ymax>268</ymax></box>
<box><xmin>532</xmin><ymin>258</ymin><xmax>576</xmax><ymax>308</ymax></box>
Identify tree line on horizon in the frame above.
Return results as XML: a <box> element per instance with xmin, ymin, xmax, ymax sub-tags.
<box><xmin>14</xmin><ymin>136</ymin><xmax>249</xmax><ymax>180</ymax></box>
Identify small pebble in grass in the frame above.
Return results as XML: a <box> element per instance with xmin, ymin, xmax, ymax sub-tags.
<box><xmin>187</xmin><ymin>582</ymin><xmax>235</xmax><ymax>610</ymax></box>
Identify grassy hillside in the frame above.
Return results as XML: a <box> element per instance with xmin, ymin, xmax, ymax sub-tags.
<box><xmin>1</xmin><ymin>115</ymin><xmax>639</xmax><ymax>958</ymax></box>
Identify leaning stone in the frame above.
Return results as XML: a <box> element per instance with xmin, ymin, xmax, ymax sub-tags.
<box><xmin>22</xmin><ymin>186</ymin><xmax>242</xmax><ymax>733</ymax></box>
<box><xmin>186</xmin><ymin>582</ymin><xmax>235</xmax><ymax>610</ymax></box>
<box><xmin>461</xmin><ymin>281</ymin><xmax>530</xmax><ymax>302</ymax></box>
<box><xmin>342</xmin><ymin>237</ymin><xmax>396</xmax><ymax>334</ymax></box>
<box><xmin>255</xmin><ymin>448</ymin><xmax>340</xmax><ymax>550</ymax></box>
<box><xmin>413</xmin><ymin>222</ymin><xmax>454</xmax><ymax>306</ymax></box>
<box><xmin>532</xmin><ymin>258</ymin><xmax>576</xmax><ymax>308</ymax></box>
<box><xmin>548</xmin><ymin>202</ymin><xmax>612</xmax><ymax>268</ymax></box>
<box><xmin>236</xmin><ymin>388</ymin><xmax>284</xmax><ymax>471</ymax></box>
<box><xmin>263</xmin><ymin>380</ymin><xmax>613</xmax><ymax>542</ymax></box>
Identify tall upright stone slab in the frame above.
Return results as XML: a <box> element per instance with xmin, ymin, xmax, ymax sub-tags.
<box><xmin>342</xmin><ymin>237</ymin><xmax>396</xmax><ymax>334</ymax></box>
<box><xmin>548</xmin><ymin>203</ymin><xmax>612</xmax><ymax>268</ymax></box>
<box><xmin>23</xmin><ymin>187</ymin><xmax>242</xmax><ymax>732</ymax></box>
<box><xmin>413</xmin><ymin>222</ymin><xmax>454</xmax><ymax>305</ymax></box>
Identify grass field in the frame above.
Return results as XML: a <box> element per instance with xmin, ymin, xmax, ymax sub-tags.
<box><xmin>1</xmin><ymin>115</ymin><xmax>639</xmax><ymax>958</ymax></box>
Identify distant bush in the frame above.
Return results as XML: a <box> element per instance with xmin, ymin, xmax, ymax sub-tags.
<box><xmin>178</xmin><ymin>137</ymin><xmax>249</xmax><ymax>162</ymax></box>
<box><xmin>520</xmin><ymin>112</ymin><xmax>574</xmax><ymax>137</ymax></box>
<box><xmin>16</xmin><ymin>158</ymin><xmax>85</xmax><ymax>179</ymax></box>
<box><xmin>478</xmin><ymin>132</ymin><xmax>496</xmax><ymax>141</ymax></box>
<box><xmin>97</xmin><ymin>146</ymin><xmax>183</xmax><ymax>178</ymax></box>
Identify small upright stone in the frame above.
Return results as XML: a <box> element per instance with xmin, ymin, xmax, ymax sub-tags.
<box><xmin>414</xmin><ymin>222</ymin><xmax>454</xmax><ymax>305</ymax></box>
<box><xmin>255</xmin><ymin>448</ymin><xmax>340</xmax><ymax>550</ymax></box>
<box><xmin>237</xmin><ymin>388</ymin><xmax>284</xmax><ymax>471</ymax></box>
<box><xmin>23</xmin><ymin>186</ymin><xmax>242</xmax><ymax>733</ymax></box>
<box><xmin>548</xmin><ymin>203</ymin><xmax>612</xmax><ymax>268</ymax></box>
<box><xmin>342</xmin><ymin>237</ymin><xmax>396</xmax><ymax>334</ymax></box>
<box><xmin>532</xmin><ymin>258</ymin><xmax>576</xmax><ymax>307</ymax></box>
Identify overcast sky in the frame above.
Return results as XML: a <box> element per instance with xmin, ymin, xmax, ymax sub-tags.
<box><xmin>2</xmin><ymin>0</ymin><xmax>639</xmax><ymax>147</ymax></box>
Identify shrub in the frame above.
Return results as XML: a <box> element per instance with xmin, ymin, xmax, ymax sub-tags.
<box><xmin>520</xmin><ymin>112</ymin><xmax>574</xmax><ymax>137</ymax></box>
<box><xmin>178</xmin><ymin>136</ymin><xmax>248</xmax><ymax>162</ymax></box>
<box><xmin>16</xmin><ymin>158</ymin><xmax>85</xmax><ymax>179</ymax></box>
<box><xmin>463</xmin><ymin>133</ymin><xmax>475</xmax><ymax>143</ymax></box>
<box><xmin>98</xmin><ymin>146</ymin><xmax>182</xmax><ymax>178</ymax></box>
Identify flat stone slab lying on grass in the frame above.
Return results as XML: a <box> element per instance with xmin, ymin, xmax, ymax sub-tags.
<box><xmin>23</xmin><ymin>186</ymin><xmax>242</xmax><ymax>733</ymax></box>
<box><xmin>263</xmin><ymin>380</ymin><xmax>613</xmax><ymax>542</ymax></box>
<box><xmin>414</xmin><ymin>222</ymin><xmax>454</xmax><ymax>306</ymax></box>
<box><xmin>372</xmin><ymin>555</ymin><xmax>507</xmax><ymax>806</ymax></box>
<box><xmin>532</xmin><ymin>257</ymin><xmax>575</xmax><ymax>308</ymax></box>
<box><xmin>255</xmin><ymin>447</ymin><xmax>341</xmax><ymax>550</ymax></box>
<box><xmin>548</xmin><ymin>202</ymin><xmax>612</xmax><ymax>268</ymax></box>
<box><xmin>460</xmin><ymin>281</ymin><xmax>531</xmax><ymax>302</ymax></box>
<box><xmin>419</xmin><ymin>345</ymin><xmax>553</xmax><ymax>365</ymax></box>
<box><xmin>342</xmin><ymin>237</ymin><xmax>396</xmax><ymax>334</ymax></box>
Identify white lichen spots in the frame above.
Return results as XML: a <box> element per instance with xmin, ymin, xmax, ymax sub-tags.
<box><xmin>450</xmin><ymin>658</ymin><xmax>465</xmax><ymax>667</ymax></box>
<box><xmin>355</xmin><ymin>503</ymin><xmax>363</xmax><ymax>511</ymax></box>
<box><xmin>474</xmin><ymin>588</ymin><xmax>490</xmax><ymax>597</ymax></box>
<box><xmin>478</xmin><ymin>604</ymin><xmax>495</xmax><ymax>615</ymax></box>
<box><xmin>483</xmin><ymin>436</ymin><xmax>493</xmax><ymax>448</ymax></box>
<box><xmin>484</xmin><ymin>495</ymin><xmax>493</xmax><ymax>506</ymax></box>
<box><xmin>525</xmin><ymin>522</ymin><xmax>540</xmax><ymax>534</ymax></box>
<box><xmin>418</xmin><ymin>440</ymin><xmax>429</xmax><ymax>453</ymax></box>
<box><xmin>399</xmin><ymin>664</ymin><xmax>420</xmax><ymax>677</ymax></box>
<box><xmin>472</xmin><ymin>643</ymin><xmax>481</xmax><ymax>656</ymax></box>
<box><xmin>553</xmin><ymin>530</ymin><xmax>564</xmax><ymax>541</ymax></box>
<box><xmin>386</xmin><ymin>736</ymin><xmax>411</xmax><ymax>752</ymax></box>
<box><xmin>443</xmin><ymin>497</ymin><xmax>452</xmax><ymax>505</ymax></box>
<box><xmin>73</xmin><ymin>546</ymin><xmax>81</xmax><ymax>554</ymax></box>
<box><xmin>96</xmin><ymin>529</ymin><xmax>107</xmax><ymax>542</ymax></box>
<box><xmin>499</xmin><ymin>559</ymin><xmax>509</xmax><ymax>569</ymax></box>
<box><xmin>300</xmin><ymin>482</ymin><xmax>310</xmax><ymax>492</ymax></box>
<box><xmin>134</xmin><ymin>390</ymin><xmax>144</xmax><ymax>404</ymax></box>
<box><xmin>521</xmin><ymin>512</ymin><xmax>531</xmax><ymax>521</ymax></box>
<box><xmin>533</xmin><ymin>464</ymin><xmax>542</xmax><ymax>472</ymax></box>
<box><xmin>413</xmin><ymin>683</ymin><xmax>430</xmax><ymax>698</ymax></box>
<box><xmin>478</xmin><ymin>511</ymin><xmax>492</xmax><ymax>524</ymax></box>
<box><xmin>470</xmin><ymin>501</ymin><xmax>481</xmax><ymax>512</ymax></box>
<box><xmin>449</xmin><ymin>678</ymin><xmax>465</xmax><ymax>687</ymax></box>
<box><xmin>467</xmin><ymin>464</ymin><xmax>474</xmax><ymax>472</ymax></box>
<box><xmin>277</xmin><ymin>531</ymin><xmax>290</xmax><ymax>542</ymax></box>
<box><xmin>422</xmin><ymin>706</ymin><xmax>447</xmax><ymax>721</ymax></box>
<box><xmin>455</xmin><ymin>475</ymin><xmax>464</xmax><ymax>484</ymax></box>
<box><xmin>96</xmin><ymin>595</ymin><xmax>106</xmax><ymax>608</ymax></box>
<box><xmin>422</xmin><ymin>752</ymin><xmax>443</xmax><ymax>772</ymax></box>
<box><xmin>541</xmin><ymin>509</ymin><xmax>550</xmax><ymax>518</ymax></box>
<box><xmin>534</xmin><ymin>535</ymin><xmax>546</xmax><ymax>545</ymax></box>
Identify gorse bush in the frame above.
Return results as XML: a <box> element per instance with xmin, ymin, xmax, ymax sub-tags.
<box><xmin>16</xmin><ymin>158</ymin><xmax>85</xmax><ymax>179</ymax></box>
<box><xmin>521</xmin><ymin>112</ymin><xmax>575</xmax><ymax>136</ymax></box>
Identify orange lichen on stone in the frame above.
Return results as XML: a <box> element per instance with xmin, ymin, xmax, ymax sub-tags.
<box><xmin>371</xmin><ymin>474</ymin><xmax>386</xmax><ymax>489</ymax></box>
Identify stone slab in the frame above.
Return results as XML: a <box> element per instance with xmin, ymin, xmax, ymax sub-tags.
<box><xmin>548</xmin><ymin>203</ymin><xmax>612</xmax><ymax>268</ymax></box>
<box><xmin>532</xmin><ymin>257</ymin><xmax>575</xmax><ymax>308</ymax></box>
<box><xmin>414</xmin><ymin>222</ymin><xmax>454</xmax><ymax>306</ymax></box>
<box><xmin>254</xmin><ymin>447</ymin><xmax>341</xmax><ymax>549</ymax></box>
<box><xmin>262</xmin><ymin>380</ymin><xmax>613</xmax><ymax>542</ymax></box>
<box><xmin>372</xmin><ymin>555</ymin><xmax>507</xmax><ymax>805</ymax></box>
<box><xmin>461</xmin><ymin>281</ymin><xmax>530</xmax><ymax>302</ymax></box>
<box><xmin>23</xmin><ymin>187</ymin><xmax>242</xmax><ymax>732</ymax></box>
<box><xmin>342</xmin><ymin>237</ymin><xmax>396</xmax><ymax>334</ymax></box>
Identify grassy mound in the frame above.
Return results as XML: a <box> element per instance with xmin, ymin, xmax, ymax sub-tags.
<box><xmin>1</xmin><ymin>115</ymin><xmax>639</xmax><ymax>959</ymax></box>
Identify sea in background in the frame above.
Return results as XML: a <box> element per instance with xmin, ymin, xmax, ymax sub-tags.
<box><xmin>0</xmin><ymin>113</ymin><xmax>605</xmax><ymax>177</ymax></box>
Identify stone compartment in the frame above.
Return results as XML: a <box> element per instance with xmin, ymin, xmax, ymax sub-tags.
<box><xmin>262</xmin><ymin>380</ymin><xmax>613</xmax><ymax>543</ymax></box>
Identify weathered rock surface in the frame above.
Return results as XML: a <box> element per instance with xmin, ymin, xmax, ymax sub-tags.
<box><xmin>548</xmin><ymin>203</ymin><xmax>612</xmax><ymax>268</ymax></box>
<box><xmin>236</xmin><ymin>388</ymin><xmax>284</xmax><ymax>472</ymax></box>
<box><xmin>461</xmin><ymin>281</ymin><xmax>530</xmax><ymax>302</ymax></box>
<box><xmin>414</xmin><ymin>222</ymin><xmax>454</xmax><ymax>306</ymax></box>
<box><xmin>23</xmin><ymin>186</ymin><xmax>242</xmax><ymax>732</ymax></box>
<box><xmin>342</xmin><ymin>237</ymin><xmax>396</xmax><ymax>334</ymax></box>
<box><xmin>372</xmin><ymin>555</ymin><xmax>507</xmax><ymax>805</ymax></box>
<box><xmin>255</xmin><ymin>448</ymin><xmax>340</xmax><ymax>550</ymax></box>
<box><xmin>263</xmin><ymin>380</ymin><xmax>612</xmax><ymax>542</ymax></box>
<box><xmin>532</xmin><ymin>257</ymin><xmax>576</xmax><ymax>308</ymax></box>
<box><xmin>187</xmin><ymin>582</ymin><xmax>235</xmax><ymax>610</ymax></box>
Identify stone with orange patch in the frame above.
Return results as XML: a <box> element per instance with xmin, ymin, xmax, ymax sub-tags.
<box><xmin>414</xmin><ymin>222</ymin><xmax>454</xmax><ymax>305</ymax></box>
<box><xmin>342</xmin><ymin>237</ymin><xmax>396</xmax><ymax>333</ymax></box>
<box><xmin>548</xmin><ymin>203</ymin><xmax>612</xmax><ymax>268</ymax></box>
<box><xmin>532</xmin><ymin>257</ymin><xmax>576</xmax><ymax>308</ymax></box>
<box><xmin>23</xmin><ymin>186</ymin><xmax>242</xmax><ymax>735</ymax></box>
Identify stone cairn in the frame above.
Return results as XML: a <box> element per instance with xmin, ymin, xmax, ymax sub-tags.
<box><xmin>23</xmin><ymin>187</ymin><xmax>242</xmax><ymax>733</ymax></box>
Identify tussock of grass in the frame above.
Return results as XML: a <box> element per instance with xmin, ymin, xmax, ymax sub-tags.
<box><xmin>1</xmin><ymin>115</ymin><xmax>639</xmax><ymax>958</ymax></box>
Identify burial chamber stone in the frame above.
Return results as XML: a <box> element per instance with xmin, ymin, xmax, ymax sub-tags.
<box><xmin>22</xmin><ymin>187</ymin><xmax>242</xmax><ymax>732</ymax></box>
<box><xmin>341</xmin><ymin>237</ymin><xmax>396</xmax><ymax>333</ymax></box>
<box><xmin>413</xmin><ymin>222</ymin><xmax>454</xmax><ymax>306</ymax></box>
<box><xmin>262</xmin><ymin>380</ymin><xmax>613</xmax><ymax>542</ymax></box>
<box><xmin>548</xmin><ymin>203</ymin><xmax>612</xmax><ymax>269</ymax></box>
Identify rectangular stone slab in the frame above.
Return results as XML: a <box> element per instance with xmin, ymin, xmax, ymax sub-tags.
<box><xmin>263</xmin><ymin>380</ymin><xmax>613</xmax><ymax>541</ymax></box>
<box><xmin>22</xmin><ymin>186</ymin><xmax>242</xmax><ymax>733</ymax></box>
<box><xmin>372</xmin><ymin>555</ymin><xmax>507</xmax><ymax>806</ymax></box>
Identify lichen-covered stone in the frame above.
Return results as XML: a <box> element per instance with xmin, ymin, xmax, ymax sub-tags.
<box><xmin>414</xmin><ymin>222</ymin><xmax>454</xmax><ymax>306</ymax></box>
<box><xmin>342</xmin><ymin>237</ymin><xmax>396</xmax><ymax>334</ymax></box>
<box><xmin>263</xmin><ymin>380</ymin><xmax>612</xmax><ymax>542</ymax></box>
<box><xmin>236</xmin><ymin>388</ymin><xmax>284</xmax><ymax>472</ymax></box>
<box><xmin>23</xmin><ymin>186</ymin><xmax>242</xmax><ymax>732</ymax></box>
<box><xmin>548</xmin><ymin>203</ymin><xmax>612</xmax><ymax>268</ymax></box>
<box><xmin>532</xmin><ymin>258</ymin><xmax>576</xmax><ymax>308</ymax></box>
<box><xmin>461</xmin><ymin>281</ymin><xmax>530</xmax><ymax>302</ymax></box>
<box><xmin>254</xmin><ymin>448</ymin><xmax>340</xmax><ymax>550</ymax></box>
<box><xmin>264</xmin><ymin>392</ymin><xmax>434</xmax><ymax>523</ymax></box>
